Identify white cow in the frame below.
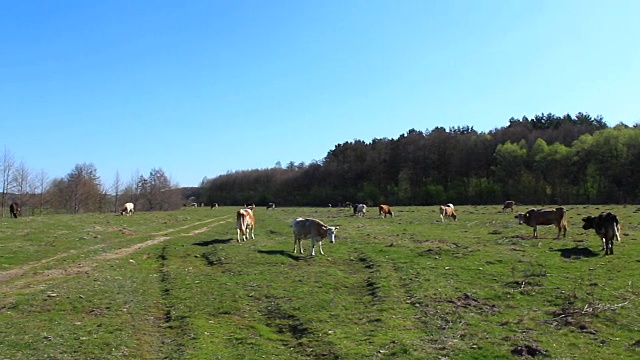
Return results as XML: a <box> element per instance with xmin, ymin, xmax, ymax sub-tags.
<box><xmin>292</xmin><ymin>217</ymin><xmax>339</xmax><ymax>256</ymax></box>
<box><xmin>120</xmin><ymin>202</ymin><xmax>135</xmax><ymax>216</ymax></box>
<box><xmin>236</xmin><ymin>208</ymin><xmax>255</xmax><ymax>242</ymax></box>
<box><xmin>356</xmin><ymin>204</ymin><xmax>367</xmax><ymax>217</ymax></box>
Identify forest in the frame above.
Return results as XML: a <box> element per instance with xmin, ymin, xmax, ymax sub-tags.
<box><xmin>2</xmin><ymin>112</ymin><xmax>637</xmax><ymax>217</ymax></box>
<box><xmin>200</xmin><ymin>112</ymin><xmax>639</xmax><ymax>206</ymax></box>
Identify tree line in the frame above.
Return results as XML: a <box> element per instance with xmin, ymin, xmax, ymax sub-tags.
<box><xmin>0</xmin><ymin>150</ymin><xmax>184</xmax><ymax>217</ymax></box>
<box><xmin>200</xmin><ymin>112</ymin><xmax>638</xmax><ymax>206</ymax></box>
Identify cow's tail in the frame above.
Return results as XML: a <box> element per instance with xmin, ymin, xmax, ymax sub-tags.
<box><xmin>614</xmin><ymin>220</ymin><xmax>621</xmax><ymax>242</ymax></box>
<box><xmin>237</xmin><ymin>211</ymin><xmax>247</xmax><ymax>239</ymax></box>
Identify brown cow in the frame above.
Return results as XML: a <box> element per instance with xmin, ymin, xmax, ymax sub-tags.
<box><xmin>439</xmin><ymin>205</ymin><xmax>457</xmax><ymax>221</ymax></box>
<box><xmin>378</xmin><ymin>204</ymin><xmax>394</xmax><ymax>218</ymax></box>
<box><xmin>582</xmin><ymin>212</ymin><xmax>621</xmax><ymax>255</ymax></box>
<box><xmin>291</xmin><ymin>217</ymin><xmax>339</xmax><ymax>256</ymax></box>
<box><xmin>515</xmin><ymin>207</ymin><xmax>567</xmax><ymax>238</ymax></box>
<box><xmin>236</xmin><ymin>208</ymin><xmax>255</xmax><ymax>242</ymax></box>
<box><xmin>9</xmin><ymin>202</ymin><xmax>20</xmax><ymax>218</ymax></box>
<box><xmin>502</xmin><ymin>200</ymin><xmax>515</xmax><ymax>212</ymax></box>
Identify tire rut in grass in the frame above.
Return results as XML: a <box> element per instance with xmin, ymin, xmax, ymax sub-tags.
<box><xmin>355</xmin><ymin>253</ymin><xmax>382</xmax><ymax>305</ymax></box>
<box><xmin>261</xmin><ymin>297</ymin><xmax>341</xmax><ymax>359</ymax></box>
<box><xmin>157</xmin><ymin>245</ymin><xmax>188</xmax><ymax>359</ymax></box>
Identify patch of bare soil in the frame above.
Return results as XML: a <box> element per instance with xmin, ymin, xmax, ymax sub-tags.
<box><xmin>510</xmin><ymin>344</ymin><xmax>548</xmax><ymax>357</ymax></box>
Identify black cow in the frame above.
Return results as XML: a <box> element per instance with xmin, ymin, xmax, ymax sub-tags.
<box><xmin>582</xmin><ymin>212</ymin><xmax>621</xmax><ymax>255</ymax></box>
<box><xmin>266</xmin><ymin>202</ymin><xmax>276</xmax><ymax>210</ymax></box>
<box><xmin>9</xmin><ymin>202</ymin><xmax>20</xmax><ymax>218</ymax></box>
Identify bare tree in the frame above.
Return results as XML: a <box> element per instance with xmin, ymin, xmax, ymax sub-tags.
<box><xmin>112</xmin><ymin>170</ymin><xmax>123</xmax><ymax>213</ymax></box>
<box><xmin>11</xmin><ymin>161</ymin><xmax>30</xmax><ymax>213</ymax></box>
<box><xmin>1</xmin><ymin>147</ymin><xmax>15</xmax><ymax>218</ymax></box>
<box><xmin>34</xmin><ymin>169</ymin><xmax>49</xmax><ymax>215</ymax></box>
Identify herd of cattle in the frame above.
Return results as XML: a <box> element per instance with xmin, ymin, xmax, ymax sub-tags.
<box><xmin>5</xmin><ymin>199</ymin><xmax>623</xmax><ymax>256</ymax></box>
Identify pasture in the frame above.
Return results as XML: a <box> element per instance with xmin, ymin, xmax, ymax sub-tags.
<box><xmin>0</xmin><ymin>205</ymin><xmax>638</xmax><ymax>359</ymax></box>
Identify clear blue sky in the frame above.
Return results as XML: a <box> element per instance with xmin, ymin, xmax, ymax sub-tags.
<box><xmin>2</xmin><ymin>0</ymin><xmax>638</xmax><ymax>188</ymax></box>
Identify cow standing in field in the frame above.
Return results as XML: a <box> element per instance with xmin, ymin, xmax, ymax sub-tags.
<box><xmin>355</xmin><ymin>204</ymin><xmax>367</xmax><ymax>217</ymax></box>
<box><xmin>502</xmin><ymin>200</ymin><xmax>515</xmax><ymax>212</ymax></box>
<box><xmin>291</xmin><ymin>217</ymin><xmax>339</xmax><ymax>256</ymax></box>
<box><xmin>236</xmin><ymin>208</ymin><xmax>255</xmax><ymax>242</ymax></box>
<box><xmin>245</xmin><ymin>203</ymin><xmax>255</xmax><ymax>210</ymax></box>
<box><xmin>582</xmin><ymin>212</ymin><xmax>621</xmax><ymax>255</ymax></box>
<box><xmin>439</xmin><ymin>205</ymin><xmax>457</xmax><ymax>222</ymax></box>
<box><xmin>120</xmin><ymin>202</ymin><xmax>135</xmax><ymax>216</ymax></box>
<box><xmin>9</xmin><ymin>202</ymin><xmax>20</xmax><ymax>218</ymax></box>
<box><xmin>266</xmin><ymin>202</ymin><xmax>276</xmax><ymax>210</ymax></box>
<box><xmin>378</xmin><ymin>204</ymin><xmax>394</xmax><ymax>218</ymax></box>
<box><xmin>211</xmin><ymin>203</ymin><xmax>218</xmax><ymax>209</ymax></box>
<box><xmin>515</xmin><ymin>207</ymin><xmax>567</xmax><ymax>238</ymax></box>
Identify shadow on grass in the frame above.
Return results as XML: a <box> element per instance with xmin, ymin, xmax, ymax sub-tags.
<box><xmin>257</xmin><ymin>249</ymin><xmax>304</xmax><ymax>261</ymax></box>
<box><xmin>554</xmin><ymin>246</ymin><xmax>600</xmax><ymax>259</ymax></box>
<box><xmin>192</xmin><ymin>238</ymin><xmax>233</xmax><ymax>246</ymax></box>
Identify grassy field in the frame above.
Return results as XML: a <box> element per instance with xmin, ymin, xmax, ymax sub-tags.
<box><xmin>0</xmin><ymin>205</ymin><xmax>638</xmax><ymax>359</ymax></box>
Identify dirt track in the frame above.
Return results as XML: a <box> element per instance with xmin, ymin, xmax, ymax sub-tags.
<box><xmin>0</xmin><ymin>216</ymin><xmax>231</xmax><ymax>294</ymax></box>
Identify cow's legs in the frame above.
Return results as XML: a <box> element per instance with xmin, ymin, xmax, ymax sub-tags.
<box><xmin>601</xmin><ymin>237</ymin><xmax>606</xmax><ymax>251</ymax></box>
<box><xmin>311</xmin><ymin>239</ymin><xmax>316</xmax><ymax>256</ymax></box>
<box><xmin>293</xmin><ymin>238</ymin><xmax>303</xmax><ymax>254</ymax></box>
<box><xmin>249</xmin><ymin>225</ymin><xmax>255</xmax><ymax>239</ymax></box>
<box><xmin>318</xmin><ymin>240</ymin><xmax>324</xmax><ymax>255</ymax></box>
<box><xmin>533</xmin><ymin>225</ymin><xmax>538</xmax><ymax>238</ymax></box>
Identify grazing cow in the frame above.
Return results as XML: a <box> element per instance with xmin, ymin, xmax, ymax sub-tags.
<box><xmin>446</xmin><ymin>203</ymin><xmax>455</xmax><ymax>211</ymax></box>
<box><xmin>344</xmin><ymin>202</ymin><xmax>352</xmax><ymax>209</ymax></box>
<box><xmin>266</xmin><ymin>202</ymin><xmax>276</xmax><ymax>210</ymax></box>
<box><xmin>355</xmin><ymin>204</ymin><xmax>367</xmax><ymax>217</ymax></box>
<box><xmin>191</xmin><ymin>202</ymin><xmax>198</xmax><ymax>208</ymax></box>
<box><xmin>245</xmin><ymin>203</ymin><xmax>255</xmax><ymax>210</ymax></box>
<box><xmin>211</xmin><ymin>203</ymin><xmax>218</xmax><ymax>209</ymax></box>
<box><xmin>439</xmin><ymin>205</ymin><xmax>457</xmax><ymax>222</ymax></box>
<box><xmin>291</xmin><ymin>217</ymin><xmax>339</xmax><ymax>256</ymax></box>
<box><xmin>236</xmin><ymin>208</ymin><xmax>255</xmax><ymax>242</ymax></box>
<box><xmin>503</xmin><ymin>200</ymin><xmax>515</xmax><ymax>212</ymax></box>
<box><xmin>515</xmin><ymin>207</ymin><xmax>567</xmax><ymax>238</ymax></box>
<box><xmin>378</xmin><ymin>204</ymin><xmax>394</xmax><ymax>218</ymax></box>
<box><xmin>582</xmin><ymin>212</ymin><xmax>621</xmax><ymax>255</ymax></box>
<box><xmin>9</xmin><ymin>202</ymin><xmax>20</xmax><ymax>218</ymax></box>
<box><xmin>120</xmin><ymin>202</ymin><xmax>135</xmax><ymax>216</ymax></box>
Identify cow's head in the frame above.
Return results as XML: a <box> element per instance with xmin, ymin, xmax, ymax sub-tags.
<box><xmin>326</xmin><ymin>226</ymin><xmax>339</xmax><ymax>243</ymax></box>
<box><xmin>581</xmin><ymin>216</ymin><xmax>597</xmax><ymax>230</ymax></box>
<box><xmin>515</xmin><ymin>213</ymin><xmax>525</xmax><ymax>224</ymax></box>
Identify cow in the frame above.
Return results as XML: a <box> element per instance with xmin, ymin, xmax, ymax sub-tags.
<box><xmin>120</xmin><ymin>202</ymin><xmax>135</xmax><ymax>216</ymax></box>
<box><xmin>439</xmin><ymin>205</ymin><xmax>457</xmax><ymax>222</ymax></box>
<box><xmin>191</xmin><ymin>202</ymin><xmax>198</xmax><ymax>208</ymax></box>
<box><xmin>355</xmin><ymin>204</ymin><xmax>367</xmax><ymax>217</ymax></box>
<box><xmin>245</xmin><ymin>203</ymin><xmax>255</xmax><ymax>210</ymax></box>
<box><xmin>378</xmin><ymin>204</ymin><xmax>394</xmax><ymax>218</ymax></box>
<box><xmin>9</xmin><ymin>202</ymin><xmax>20</xmax><ymax>218</ymax></box>
<box><xmin>291</xmin><ymin>217</ymin><xmax>339</xmax><ymax>256</ymax></box>
<box><xmin>446</xmin><ymin>203</ymin><xmax>455</xmax><ymax>211</ymax></box>
<box><xmin>503</xmin><ymin>200</ymin><xmax>515</xmax><ymax>212</ymax></box>
<box><xmin>266</xmin><ymin>202</ymin><xmax>276</xmax><ymax>210</ymax></box>
<box><xmin>581</xmin><ymin>212</ymin><xmax>621</xmax><ymax>255</ymax></box>
<box><xmin>236</xmin><ymin>208</ymin><xmax>255</xmax><ymax>242</ymax></box>
<box><xmin>211</xmin><ymin>203</ymin><xmax>218</xmax><ymax>209</ymax></box>
<box><xmin>515</xmin><ymin>207</ymin><xmax>567</xmax><ymax>238</ymax></box>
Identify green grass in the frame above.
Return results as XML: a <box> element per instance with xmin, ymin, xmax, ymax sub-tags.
<box><xmin>0</xmin><ymin>205</ymin><xmax>639</xmax><ymax>359</ymax></box>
